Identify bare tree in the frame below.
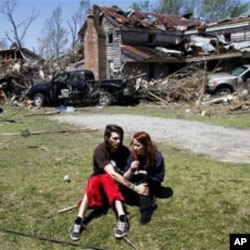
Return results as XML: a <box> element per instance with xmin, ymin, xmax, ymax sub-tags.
<box><xmin>38</xmin><ymin>4</ymin><xmax>68</xmax><ymax>60</ymax></box>
<box><xmin>0</xmin><ymin>0</ymin><xmax>38</xmax><ymax>49</ymax></box>
<box><xmin>67</xmin><ymin>0</ymin><xmax>90</xmax><ymax>50</ymax></box>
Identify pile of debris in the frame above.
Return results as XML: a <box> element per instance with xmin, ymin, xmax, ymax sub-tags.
<box><xmin>135</xmin><ymin>63</ymin><xmax>250</xmax><ymax>114</ymax></box>
<box><xmin>1</xmin><ymin>58</ymin><xmax>250</xmax><ymax>114</ymax></box>
<box><xmin>136</xmin><ymin>63</ymin><xmax>207</xmax><ymax>104</ymax></box>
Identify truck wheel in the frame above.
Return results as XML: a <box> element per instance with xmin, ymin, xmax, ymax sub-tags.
<box><xmin>33</xmin><ymin>93</ymin><xmax>46</xmax><ymax>107</ymax></box>
<box><xmin>215</xmin><ymin>86</ymin><xmax>232</xmax><ymax>96</ymax></box>
<box><xmin>98</xmin><ymin>91</ymin><xmax>113</xmax><ymax>106</ymax></box>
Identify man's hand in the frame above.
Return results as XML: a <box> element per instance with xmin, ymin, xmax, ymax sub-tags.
<box><xmin>135</xmin><ymin>183</ymin><xmax>149</xmax><ymax>196</ymax></box>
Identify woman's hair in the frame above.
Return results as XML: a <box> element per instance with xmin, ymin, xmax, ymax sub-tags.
<box><xmin>104</xmin><ymin>124</ymin><xmax>124</xmax><ymax>146</ymax></box>
<box><xmin>131</xmin><ymin>131</ymin><xmax>157</xmax><ymax>171</ymax></box>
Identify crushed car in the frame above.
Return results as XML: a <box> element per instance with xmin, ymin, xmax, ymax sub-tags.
<box><xmin>25</xmin><ymin>69</ymin><xmax>137</xmax><ymax>107</ymax></box>
<box><xmin>205</xmin><ymin>64</ymin><xmax>250</xmax><ymax>96</ymax></box>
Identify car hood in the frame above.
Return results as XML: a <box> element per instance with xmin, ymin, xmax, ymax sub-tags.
<box><xmin>207</xmin><ymin>72</ymin><xmax>237</xmax><ymax>81</ymax></box>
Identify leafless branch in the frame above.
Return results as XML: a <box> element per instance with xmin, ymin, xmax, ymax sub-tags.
<box><xmin>0</xmin><ymin>0</ymin><xmax>38</xmax><ymax>48</ymax></box>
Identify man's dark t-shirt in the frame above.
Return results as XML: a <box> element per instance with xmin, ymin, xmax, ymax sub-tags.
<box><xmin>92</xmin><ymin>142</ymin><xmax>130</xmax><ymax>175</ymax></box>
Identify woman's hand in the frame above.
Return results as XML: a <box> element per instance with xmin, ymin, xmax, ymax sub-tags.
<box><xmin>130</xmin><ymin>160</ymin><xmax>139</xmax><ymax>172</ymax></box>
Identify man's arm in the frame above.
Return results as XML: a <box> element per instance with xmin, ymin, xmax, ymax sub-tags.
<box><xmin>104</xmin><ymin>163</ymin><xmax>149</xmax><ymax>196</ymax></box>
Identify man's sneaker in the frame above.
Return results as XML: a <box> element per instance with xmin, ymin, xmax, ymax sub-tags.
<box><xmin>140</xmin><ymin>209</ymin><xmax>152</xmax><ymax>225</ymax></box>
<box><xmin>115</xmin><ymin>219</ymin><xmax>129</xmax><ymax>238</ymax></box>
<box><xmin>69</xmin><ymin>220</ymin><xmax>86</xmax><ymax>241</ymax></box>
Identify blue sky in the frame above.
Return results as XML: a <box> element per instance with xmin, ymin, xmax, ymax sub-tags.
<box><xmin>0</xmin><ymin>0</ymin><xmax>158</xmax><ymax>52</ymax></box>
<box><xmin>3</xmin><ymin>0</ymin><xmax>248</xmax><ymax>52</ymax></box>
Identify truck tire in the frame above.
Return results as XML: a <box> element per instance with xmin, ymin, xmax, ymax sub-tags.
<box><xmin>33</xmin><ymin>93</ymin><xmax>46</xmax><ymax>107</ymax></box>
<box><xmin>98</xmin><ymin>91</ymin><xmax>113</xmax><ymax>106</ymax></box>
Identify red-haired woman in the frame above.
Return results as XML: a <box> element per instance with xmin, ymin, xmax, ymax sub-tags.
<box><xmin>123</xmin><ymin>131</ymin><xmax>165</xmax><ymax>225</ymax></box>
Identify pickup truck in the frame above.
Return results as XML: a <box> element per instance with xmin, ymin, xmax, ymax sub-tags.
<box><xmin>26</xmin><ymin>70</ymin><xmax>136</xmax><ymax>106</ymax></box>
<box><xmin>205</xmin><ymin>64</ymin><xmax>250</xmax><ymax>96</ymax></box>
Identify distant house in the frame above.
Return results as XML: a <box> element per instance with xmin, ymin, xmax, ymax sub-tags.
<box><xmin>0</xmin><ymin>47</ymin><xmax>44</xmax><ymax>75</ymax></box>
<box><xmin>78</xmin><ymin>5</ymin><xmax>250</xmax><ymax>80</ymax></box>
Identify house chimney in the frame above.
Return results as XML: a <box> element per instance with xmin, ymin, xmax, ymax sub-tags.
<box><xmin>84</xmin><ymin>7</ymin><xmax>107</xmax><ymax>80</ymax></box>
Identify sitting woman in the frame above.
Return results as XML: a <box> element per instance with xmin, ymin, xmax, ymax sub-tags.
<box><xmin>123</xmin><ymin>131</ymin><xmax>165</xmax><ymax>225</ymax></box>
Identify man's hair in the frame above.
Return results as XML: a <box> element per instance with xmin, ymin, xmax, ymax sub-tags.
<box><xmin>104</xmin><ymin>124</ymin><xmax>124</xmax><ymax>145</ymax></box>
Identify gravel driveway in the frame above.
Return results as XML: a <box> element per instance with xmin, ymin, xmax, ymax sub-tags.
<box><xmin>51</xmin><ymin>113</ymin><xmax>250</xmax><ymax>164</ymax></box>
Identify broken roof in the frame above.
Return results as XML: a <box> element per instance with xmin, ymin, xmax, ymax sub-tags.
<box><xmin>80</xmin><ymin>5</ymin><xmax>250</xmax><ymax>63</ymax></box>
<box><xmin>94</xmin><ymin>5</ymin><xmax>200</xmax><ymax>32</ymax></box>
<box><xmin>207</xmin><ymin>14</ymin><xmax>250</xmax><ymax>28</ymax></box>
<box><xmin>0</xmin><ymin>48</ymin><xmax>44</xmax><ymax>62</ymax></box>
<box><xmin>121</xmin><ymin>45</ymin><xmax>184</xmax><ymax>63</ymax></box>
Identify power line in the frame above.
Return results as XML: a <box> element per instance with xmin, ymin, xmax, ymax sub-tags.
<box><xmin>0</xmin><ymin>227</ymin><xmax>108</xmax><ymax>250</ymax></box>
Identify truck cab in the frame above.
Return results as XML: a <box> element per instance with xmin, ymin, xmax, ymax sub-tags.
<box><xmin>26</xmin><ymin>70</ymin><xmax>94</xmax><ymax>106</ymax></box>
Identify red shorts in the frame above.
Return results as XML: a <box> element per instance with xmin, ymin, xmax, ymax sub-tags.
<box><xmin>79</xmin><ymin>173</ymin><xmax>125</xmax><ymax>208</ymax></box>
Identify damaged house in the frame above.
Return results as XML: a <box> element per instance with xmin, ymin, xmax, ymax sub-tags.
<box><xmin>185</xmin><ymin>14</ymin><xmax>250</xmax><ymax>69</ymax></box>
<box><xmin>79</xmin><ymin>5</ymin><xmax>201</xmax><ymax>80</ymax></box>
<box><xmin>79</xmin><ymin>5</ymin><xmax>250</xmax><ymax>81</ymax></box>
<box><xmin>0</xmin><ymin>46</ymin><xmax>45</xmax><ymax>100</ymax></box>
<box><xmin>0</xmin><ymin>46</ymin><xmax>44</xmax><ymax>76</ymax></box>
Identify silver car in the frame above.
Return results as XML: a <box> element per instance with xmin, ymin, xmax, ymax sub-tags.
<box><xmin>206</xmin><ymin>64</ymin><xmax>250</xmax><ymax>96</ymax></box>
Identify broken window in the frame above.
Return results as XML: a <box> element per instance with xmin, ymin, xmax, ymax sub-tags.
<box><xmin>148</xmin><ymin>33</ymin><xmax>155</xmax><ymax>44</ymax></box>
<box><xmin>224</xmin><ymin>33</ymin><xmax>231</xmax><ymax>42</ymax></box>
<box><xmin>108</xmin><ymin>32</ymin><xmax>113</xmax><ymax>44</ymax></box>
<box><xmin>149</xmin><ymin>63</ymin><xmax>155</xmax><ymax>79</ymax></box>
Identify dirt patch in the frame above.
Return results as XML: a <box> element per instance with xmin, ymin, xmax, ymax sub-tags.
<box><xmin>51</xmin><ymin>113</ymin><xmax>250</xmax><ymax>164</ymax></box>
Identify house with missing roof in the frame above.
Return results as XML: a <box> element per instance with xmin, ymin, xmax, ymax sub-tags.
<box><xmin>78</xmin><ymin>5</ymin><xmax>250</xmax><ymax>81</ymax></box>
<box><xmin>0</xmin><ymin>45</ymin><xmax>44</xmax><ymax>77</ymax></box>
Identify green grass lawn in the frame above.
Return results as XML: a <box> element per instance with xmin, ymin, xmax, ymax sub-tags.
<box><xmin>0</xmin><ymin>106</ymin><xmax>249</xmax><ymax>250</ymax></box>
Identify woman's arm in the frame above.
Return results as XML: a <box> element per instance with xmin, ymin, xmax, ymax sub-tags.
<box><xmin>147</xmin><ymin>152</ymin><xmax>165</xmax><ymax>183</ymax></box>
<box><xmin>123</xmin><ymin>160</ymin><xmax>139</xmax><ymax>179</ymax></box>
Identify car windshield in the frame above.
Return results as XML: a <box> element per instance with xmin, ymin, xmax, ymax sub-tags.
<box><xmin>229</xmin><ymin>66</ymin><xmax>247</xmax><ymax>76</ymax></box>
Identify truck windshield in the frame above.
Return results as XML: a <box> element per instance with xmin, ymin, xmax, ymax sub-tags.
<box><xmin>230</xmin><ymin>66</ymin><xmax>247</xmax><ymax>76</ymax></box>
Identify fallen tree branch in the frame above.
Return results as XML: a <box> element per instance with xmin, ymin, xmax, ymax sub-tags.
<box><xmin>24</xmin><ymin>111</ymin><xmax>61</xmax><ymax>116</ymax></box>
<box><xmin>128</xmin><ymin>72</ymin><xmax>146</xmax><ymax>80</ymax></box>
<box><xmin>0</xmin><ymin>128</ymin><xmax>98</xmax><ymax>136</ymax></box>
<box><xmin>146</xmin><ymin>91</ymin><xmax>169</xmax><ymax>105</ymax></box>
<box><xmin>123</xmin><ymin>237</ymin><xmax>137</xmax><ymax>249</ymax></box>
<box><xmin>57</xmin><ymin>205</ymin><xmax>77</xmax><ymax>214</ymax></box>
<box><xmin>228</xmin><ymin>179</ymin><xmax>250</xmax><ymax>182</ymax></box>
